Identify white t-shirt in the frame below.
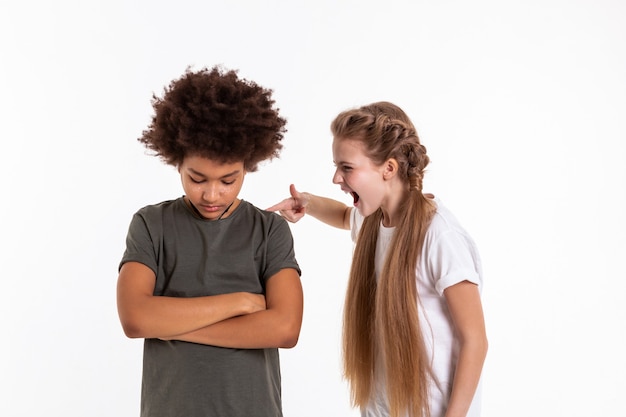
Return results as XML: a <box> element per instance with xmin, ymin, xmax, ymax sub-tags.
<box><xmin>350</xmin><ymin>198</ymin><xmax>483</xmax><ymax>417</ymax></box>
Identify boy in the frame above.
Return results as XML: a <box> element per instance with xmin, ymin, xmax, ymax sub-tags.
<box><xmin>117</xmin><ymin>66</ymin><xmax>303</xmax><ymax>417</ymax></box>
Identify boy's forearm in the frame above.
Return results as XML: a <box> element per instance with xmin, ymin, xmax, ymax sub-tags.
<box><xmin>120</xmin><ymin>292</ymin><xmax>262</xmax><ymax>339</ymax></box>
<box><xmin>169</xmin><ymin>307</ymin><xmax>302</xmax><ymax>349</ymax></box>
<box><xmin>165</xmin><ymin>269</ymin><xmax>303</xmax><ymax>349</ymax></box>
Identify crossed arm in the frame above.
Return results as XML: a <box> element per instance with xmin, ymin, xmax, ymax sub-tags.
<box><xmin>117</xmin><ymin>261</ymin><xmax>303</xmax><ymax>349</ymax></box>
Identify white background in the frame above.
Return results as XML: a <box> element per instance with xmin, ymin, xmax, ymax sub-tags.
<box><xmin>1</xmin><ymin>1</ymin><xmax>625</xmax><ymax>416</ymax></box>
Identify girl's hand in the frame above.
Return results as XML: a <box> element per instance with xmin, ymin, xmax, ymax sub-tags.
<box><xmin>266</xmin><ymin>184</ymin><xmax>310</xmax><ymax>223</ymax></box>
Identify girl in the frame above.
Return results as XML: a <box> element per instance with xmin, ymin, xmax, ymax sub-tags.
<box><xmin>268</xmin><ymin>102</ymin><xmax>487</xmax><ymax>417</ymax></box>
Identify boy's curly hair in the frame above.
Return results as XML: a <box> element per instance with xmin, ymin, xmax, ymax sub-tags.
<box><xmin>138</xmin><ymin>65</ymin><xmax>287</xmax><ymax>171</ymax></box>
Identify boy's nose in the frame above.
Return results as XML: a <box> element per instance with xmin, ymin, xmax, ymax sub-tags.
<box><xmin>202</xmin><ymin>184</ymin><xmax>219</xmax><ymax>201</ymax></box>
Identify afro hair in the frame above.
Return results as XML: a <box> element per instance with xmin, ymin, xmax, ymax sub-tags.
<box><xmin>138</xmin><ymin>65</ymin><xmax>287</xmax><ymax>172</ymax></box>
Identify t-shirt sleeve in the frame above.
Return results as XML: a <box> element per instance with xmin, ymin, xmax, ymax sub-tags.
<box><xmin>119</xmin><ymin>212</ymin><xmax>159</xmax><ymax>275</ymax></box>
<box><xmin>263</xmin><ymin>214</ymin><xmax>301</xmax><ymax>281</ymax></box>
<box><xmin>427</xmin><ymin>229</ymin><xmax>483</xmax><ymax>296</ymax></box>
<box><xmin>349</xmin><ymin>207</ymin><xmax>360</xmax><ymax>243</ymax></box>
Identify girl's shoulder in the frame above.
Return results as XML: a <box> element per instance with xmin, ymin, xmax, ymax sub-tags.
<box><xmin>427</xmin><ymin>198</ymin><xmax>472</xmax><ymax>239</ymax></box>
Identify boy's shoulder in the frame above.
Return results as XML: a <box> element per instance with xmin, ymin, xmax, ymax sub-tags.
<box><xmin>135</xmin><ymin>197</ymin><xmax>182</xmax><ymax>216</ymax></box>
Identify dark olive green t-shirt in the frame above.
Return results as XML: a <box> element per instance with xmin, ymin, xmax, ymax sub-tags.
<box><xmin>120</xmin><ymin>197</ymin><xmax>300</xmax><ymax>417</ymax></box>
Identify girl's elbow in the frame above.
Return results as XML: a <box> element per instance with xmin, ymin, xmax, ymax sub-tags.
<box><xmin>474</xmin><ymin>335</ymin><xmax>489</xmax><ymax>361</ymax></box>
<box><xmin>461</xmin><ymin>333</ymin><xmax>488</xmax><ymax>359</ymax></box>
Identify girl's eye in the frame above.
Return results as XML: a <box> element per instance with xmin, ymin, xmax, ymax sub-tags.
<box><xmin>190</xmin><ymin>177</ymin><xmax>205</xmax><ymax>184</ymax></box>
<box><xmin>222</xmin><ymin>180</ymin><xmax>236</xmax><ymax>185</ymax></box>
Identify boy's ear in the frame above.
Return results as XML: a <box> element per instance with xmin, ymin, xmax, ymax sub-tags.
<box><xmin>383</xmin><ymin>158</ymin><xmax>399</xmax><ymax>180</ymax></box>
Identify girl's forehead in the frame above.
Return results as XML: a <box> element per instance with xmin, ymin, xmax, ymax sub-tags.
<box><xmin>333</xmin><ymin>138</ymin><xmax>373</xmax><ymax>166</ymax></box>
<box><xmin>332</xmin><ymin>137</ymin><xmax>367</xmax><ymax>156</ymax></box>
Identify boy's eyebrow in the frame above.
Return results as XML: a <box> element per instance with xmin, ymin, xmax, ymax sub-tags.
<box><xmin>187</xmin><ymin>167</ymin><xmax>241</xmax><ymax>179</ymax></box>
<box><xmin>219</xmin><ymin>170</ymin><xmax>241</xmax><ymax>178</ymax></box>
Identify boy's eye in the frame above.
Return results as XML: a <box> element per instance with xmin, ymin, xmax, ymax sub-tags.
<box><xmin>190</xmin><ymin>177</ymin><xmax>205</xmax><ymax>184</ymax></box>
<box><xmin>222</xmin><ymin>180</ymin><xmax>236</xmax><ymax>185</ymax></box>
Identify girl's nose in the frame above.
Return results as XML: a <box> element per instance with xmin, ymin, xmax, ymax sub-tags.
<box><xmin>332</xmin><ymin>169</ymin><xmax>342</xmax><ymax>184</ymax></box>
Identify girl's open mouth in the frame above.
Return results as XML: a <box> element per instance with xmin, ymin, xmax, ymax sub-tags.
<box><xmin>351</xmin><ymin>192</ymin><xmax>360</xmax><ymax>205</ymax></box>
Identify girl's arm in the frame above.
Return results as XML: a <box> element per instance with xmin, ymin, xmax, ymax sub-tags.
<box><xmin>161</xmin><ymin>268</ymin><xmax>304</xmax><ymax>348</ymax></box>
<box><xmin>267</xmin><ymin>184</ymin><xmax>351</xmax><ymax>230</ymax></box>
<box><xmin>116</xmin><ymin>261</ymin><xmax>266</xmax><ymax>339</ymax></box>
<box><xmin>443</xmin><ymin>281</ymin><xmax>488</xmax><ymax>417</ymax></box>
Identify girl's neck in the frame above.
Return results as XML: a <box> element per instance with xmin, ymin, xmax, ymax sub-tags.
<box><xmin>380</xmin><ymin>187</ymin><xmax>409</xmax><ymax>227</ymax></box>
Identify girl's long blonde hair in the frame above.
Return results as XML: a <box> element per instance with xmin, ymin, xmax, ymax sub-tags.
<box><xmin>332</xmin><ymin>102</ymin><xmax>436</xmax><ymax>417</ymax></box>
